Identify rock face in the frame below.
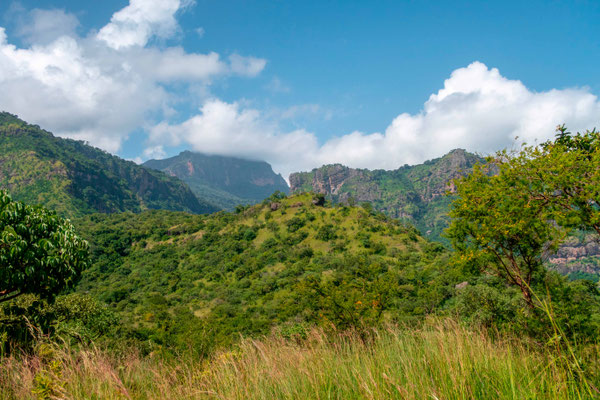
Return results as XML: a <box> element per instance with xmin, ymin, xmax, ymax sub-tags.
<box><xmin>290</xmin><ymin>164</ymin><xmax>367</xmax><ymax>195</ymax></box>
<box><xmin>144</xmin><ymin>151</ymin><xmax>289</xmax><ymax>210</ymax></box>
<box><xmin>0</xmin><ymin>112</ymin><xmax>216</xmax><ymax>217</ymax></box>
<box><xmin>548</xmin><ymin>234</ymin><xmax>600</xmax><ymax>278</ymax></box>
<box><xmin>290</xmin><ymin>149</ymin><xmax>483</xmax><ymax>242</ymax></box>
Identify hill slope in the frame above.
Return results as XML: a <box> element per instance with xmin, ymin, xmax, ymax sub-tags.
<box><xmin>290</xmin><ymin>149</ymin><xmax>483</xmax><ymax>241</ymax></box>
<box><xmin>0</xmin><ymin>112</ymin><xmax>218</xmax><ymax>217</ymax></box>
<box><xmin>74</xmin><ymin>193</ymin><xmax>453</xmax><ymax>349</ymax></box>
<box><xmin>144</xmin><ymin>151</ymin><xmax>289</xmax><ymax>210</ymax></box>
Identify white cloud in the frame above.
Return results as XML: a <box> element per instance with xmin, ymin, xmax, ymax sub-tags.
<box><xmin>150</xmin><ymin>62</ymin><xmax>600</xmax><ymax>179</ymax></box>
<box><xmin>97</xmin><ymin>0</ymin><xmax>182</xmax><ymax>49</ymax></box>
<box><xmin>229</xmin><ymin>54</ymin><xmax>267</xmax><ymax>77</ymax></box>
<box><xmin>149</xmin><ymin>99</ymin><xmax>318</xmax><ymax>175</ymax></box>
<box><xmin>15</xmin><ymin>8</ymin><xmax>80</xmax><ymax>45</ymax></box>
<box><xmin>0</xmin><ymin>1</ymin><xmax>266</xmax><ymax>152</ymax></box>
<box><xmin>143</xmin><ymin>145</ymin><xmax>167</xmax><ymax>159</ymax></box>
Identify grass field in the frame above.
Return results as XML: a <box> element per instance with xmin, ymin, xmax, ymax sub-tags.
<box><xmin>1</xmin><ymin>320</ymin><xmax>598</xmax><ymax>399</ymax></box>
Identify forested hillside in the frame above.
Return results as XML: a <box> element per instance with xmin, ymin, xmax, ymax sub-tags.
<box><xmin>73</xmin><ymin>192</ymin><xmax>459</xmax><ymax>350</ymax></box>
<box><xmin>0</xmin><ymin>113</ymin><xmax>218</xmax><ymax>217</ymax></box>
<box><xmin>144</xmin><ymin>151</ymin><xmax>289</xmax><ymax>210</ymax></box>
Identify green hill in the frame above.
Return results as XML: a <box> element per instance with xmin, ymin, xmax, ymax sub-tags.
<box><xmin>144</xmin><ymin>151</ymin><xmax>289</xmax><ymax>210</ymax></box>
<box><xmin>0</xmin><ymin>112</ymin><xmax>218</xmax><ymax>217</ymax></box>
<box><xmin>290</xmin><ymin>149</ymin><xmax>483</xmax><ymax>242</ymax></box>
<box><xmin>74</xmin><ymin>193</ymin><xmax>455</xmax><ymax>350</ymax></box>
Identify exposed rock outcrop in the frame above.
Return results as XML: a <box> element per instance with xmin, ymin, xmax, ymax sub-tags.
<box><xmin>289</xmin><ymin>149</ymin><xmax>483</xmax><ymax>241</ymax></box>
<box><xmin>145</xmin><ymin>151</ymin><xmax>289</xmax><ymax>211</ymax></box>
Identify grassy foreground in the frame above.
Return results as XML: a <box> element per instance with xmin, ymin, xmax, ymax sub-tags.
<box><xmin>1</xmin><ymin>321</ymin><xmax>598</xmax><ymax>400</ymax></box>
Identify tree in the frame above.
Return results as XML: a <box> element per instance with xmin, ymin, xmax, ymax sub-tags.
<box><xmin>524</xmin><ymin>126</ymin><xmax>600</xmax><ymax>236</ymax></box>
<box><xmin>0</xmin><ymin>190</ymin><xmax>89</xmax><ymax>303</ymax></box>
<box><xmin>446</xmin><ymin>126</ymin><xmax>600</xmax><ymax>309</ymax></box>
<box><xmin>446</xmin><ymin>156</ymin><xmax>563</xmax><ymax>309</ymax></box>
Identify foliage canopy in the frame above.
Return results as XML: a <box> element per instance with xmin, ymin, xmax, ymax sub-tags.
<box><xmin>447</xmin><ymin>126</ymin><xmax>600</xmax><ymax>308</ymax></box>
<box><xmin>0</xmin><ymin>190</ymin><xmax>89</xmax><ymax>304</ymax></box>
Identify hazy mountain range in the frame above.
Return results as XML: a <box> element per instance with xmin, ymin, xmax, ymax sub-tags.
<box><xmin>144</xmin><ymin>151</ymin><xmax>289</xmax><ymax>211</ymax></box>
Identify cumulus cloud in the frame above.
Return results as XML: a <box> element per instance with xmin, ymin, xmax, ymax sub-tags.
<box><xmin>149</xmin><ymin>62</ymin><xmax>600</xmax><ymax>179</ymax></box>
<box><xmin>0</xmin><ymin>1</ymin><xmax>266</xmax><ymax>152</ymax></box>
<box><xmin>97</xmin><ymin>0</ymin><xmax>182</xmax><ymax>49</ymax></box>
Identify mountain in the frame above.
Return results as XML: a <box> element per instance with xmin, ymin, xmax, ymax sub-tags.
<box><xmin>290</xmin><ymin>149</ymin><xmax>483</xmax><ymax>241</ymax></box>
<box><xmin>74</xmin><ymin>192</ymin><xmax>453</xmax><ymax>349</ymax></box>
<box><xmin>0</xmin><ymin>112</ymin><xmax>218</xmax><ymax>217</ymax></box>
<box><xmin>548</xmin><ymin>231</ymin><xmax>600</xmax><ymax>282</ymax></box>
<box><xmin>144</xmin><ymin>151</ymin><xmax>289</xmax><ymax>210</ymax></box>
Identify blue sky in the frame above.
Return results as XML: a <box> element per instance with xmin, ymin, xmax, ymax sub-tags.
<box><xmin>0</xmin><ymin>0</ymin><xmax>599</xmax><ymax>177</ymax></box>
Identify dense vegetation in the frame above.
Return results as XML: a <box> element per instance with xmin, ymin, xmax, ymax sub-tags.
<box><xmin>290</xmin><ymin>149</ymin><xmax>483</xmax><ymax>242</ymax></box>
<box><xmin>0</xmin><ymin>113</ymin><xmax>217</xmax><ymax>217</ymax></box>
<box><xmin>291</xmin><ymin>147</ymin><xmax>600</xmax><ymax>279</ymax></box>
<box><xmin>447</xmin><ymin>126</ymin><xmax>600</xmax><ymax>339</ymax></box>
<box><xmin>65</xmin><ymin>188</ymin><xmax>600</xmax><ymax>355</ymax></box>
<box><xmin>0</xmin><ymin>191</ymin><xmax>89</xmax><ymax>305</ymax></box>
<box><xmin>2</xmin><ymin>321</ymin><xmax>597</xmax><ymax>399</ymax></box>
<box><xmin>2</xmin><ymin>120</ymin><xmax>600</xmax><ymax>398</ymax></box>
<box><xmin>72</xmin><ymin>192</ymin><xmax>458</xmax><ymax>353</ymax></box>
<box><xmin>144</xmin><ymin>150</ymin><xmax>289</xmax><ymax>211</ymax></box>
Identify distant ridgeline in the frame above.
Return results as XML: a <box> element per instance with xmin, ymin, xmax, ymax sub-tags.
<box><xmin>0</xmin><ymin>112</ymin><xmax>218</xmax><ymax>217</ymax></box>
<box><xmin>290</xmin><ymin>149</ymin><xmax>483</xmax><ymax>242</ymax></box>
<box><xmin>144</xmin><ymin>151</ymin><xmax>289</xmax><ymax>211</ymax></box>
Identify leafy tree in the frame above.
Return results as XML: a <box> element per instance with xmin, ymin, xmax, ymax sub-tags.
<box><xmin>0</xmin><ymin>190</ymin><xmax>89</xmax><ymax>303</ymax></box>
<box><xmin>300</xmin><ymin>259</ymin><xmax>394</xmax><ymax>330</ymax></box>
<box><xmin>0</xmin><ymin>293</ymin><xmax>116</xmax><ymax>349</ymax></box>
<box><xmin>522</xmin><ymin>126</ymin><xmax>600</xmax><ymax>236</ymax></box>
<box><xmin>447</xmin><ymin>126</ymin><xmax>600</xmax><ymax>309</ymax></box>
<box><xmin>446</xmin><ymin>157</ymin><xmax>563</xmax><ymax>308</ymax></box>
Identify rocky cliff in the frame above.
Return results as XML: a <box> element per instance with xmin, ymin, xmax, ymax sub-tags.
<box><xmin>548</xmin><ymin>233</ymin><xmax>600</xmax><ymax>280</ymax></box>
<box><xmin>144</xmin><ymin>151</ymin><xmax>289</xmax><ymax>210</ymax></box>
<box><xmin>290</xmin><ymin>149</ymin><xmax>483</xmax><ymax>241</ymax></box>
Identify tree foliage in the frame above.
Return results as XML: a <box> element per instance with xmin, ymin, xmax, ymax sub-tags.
<box><xmin>528</xmin><ymin>125</ymin><xmax>600</xmax><ymax>235</ymax></box>
<box><xmin>447</xmin><ymin>126</ymin><xmax>600</xmax><ymax>308</ymax></box>
<box><xmin>0</xmin><ymin>190</ymin><xmax>90</xmax><ymax>303</ymax></box>
<box><xmin>446</xmin><ymin>161</ymin><xmax>560</xmax><ymax>308</ymax></box>
<box><xmin>73</xmin><ymin>193</ymin><xmax>458</xmax><ymax>352</ymax></box>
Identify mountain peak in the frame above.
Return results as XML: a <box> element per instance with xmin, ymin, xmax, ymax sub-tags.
<box><xmin>144</xmin><ymin>151</ymin><xmax>289</xmax><ymax>210</ymax></box>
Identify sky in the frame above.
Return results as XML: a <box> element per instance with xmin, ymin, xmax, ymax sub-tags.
<box><xmin>0</xmin><ymin>0</ymin><xmax>599</xmax><ymax>179</ymax></box>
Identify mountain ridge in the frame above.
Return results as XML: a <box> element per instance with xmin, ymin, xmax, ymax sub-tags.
<box><xmin>289</xmin><ymin>149</ymin><xmax>484</xmax><ymax>241</ymax></box>
<box><xmin>144</xmin><ymin>150</ymin><xmax>289</xmax><ymax>210</ymax></box>
<box><xmin>0</xmin><ymin>112</ymin><xmax>218</xmax><ymax>217</ymax></box>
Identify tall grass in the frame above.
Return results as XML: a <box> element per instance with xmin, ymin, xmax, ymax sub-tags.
<box><xmin>1</xmin><ymin>320</ymin><xmax>598</xmax><ymax>399</ymax></box>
